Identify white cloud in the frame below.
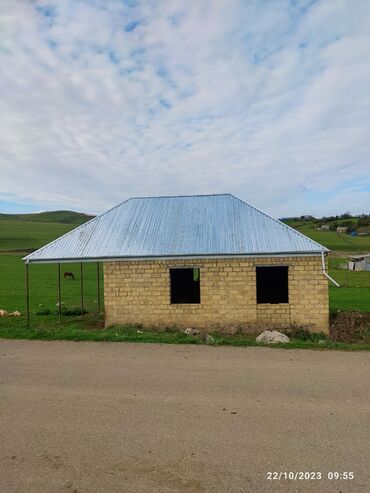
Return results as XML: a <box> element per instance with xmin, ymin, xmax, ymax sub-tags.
<box><xmin>0</xmin><ymin>0</ymin><xmax>369</xmax><ymax>217</ymax></box>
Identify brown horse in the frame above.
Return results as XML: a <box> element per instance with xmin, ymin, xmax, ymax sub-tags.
<box><xmin>64</xmin><ymin>272</ymin><xmax>75</xmax><ymax>280</ymax></box>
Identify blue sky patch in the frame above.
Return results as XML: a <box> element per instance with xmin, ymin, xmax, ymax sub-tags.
<box><xmin>125</xmin><ymin>20</ymin><xmax>139</xmax><ymax>32</ymax></box>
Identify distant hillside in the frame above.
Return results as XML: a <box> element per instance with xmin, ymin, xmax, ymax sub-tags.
<box><xmin>0</xmin><ymin>210</ymin><xmax>94</xmax><ymax>252</ymax></box>
<box><xmin>0</xmin><ymin>210</ymin><xmax>94</xmax><ymax>225</ymax></box>
<box><xmin>283</xmin><ymin>215</ymin><xmax>370</xmax><ymax>253</ymax></box>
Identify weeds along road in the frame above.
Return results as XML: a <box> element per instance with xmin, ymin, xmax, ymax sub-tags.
<box><xmin>0</xmin><ymin>340</ymin><xmax>369</xmax><ymax>492</ymax></box>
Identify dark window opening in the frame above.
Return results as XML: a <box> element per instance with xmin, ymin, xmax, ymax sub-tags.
<box><xmin>170</xmin><ymin>268</ymin><xmax>200</xmax><ymax>304</ymax></box>
<box><xmin>256</xmin><ymin>266</ymin><xmax>289</xmax><ymax>304</ymax></box>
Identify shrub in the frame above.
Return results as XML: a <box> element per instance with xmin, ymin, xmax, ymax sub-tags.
<box><xmin>55</xmin><ymin>307</ymin><xmax>88</xmax><ymax>316</ymax></box>
<box><xmin>36</xmin><ymin>308</ymin><xmax>51</xmax><ymax>316</ymax></box>
<box><xmin>286</xmin><ymin>326</ymin><xmax>327</xmax><ymax>342</ymax></box>
<box><xmin>330</xmin><ymin>311</ymin><xmax>368</xmax><ymax>343</ymax></box>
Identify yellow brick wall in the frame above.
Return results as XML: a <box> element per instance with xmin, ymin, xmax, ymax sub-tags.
<box><xmin>103</xmin><ymin>256</ymin><xmax>329</xmax><ymax>333</ymax></box>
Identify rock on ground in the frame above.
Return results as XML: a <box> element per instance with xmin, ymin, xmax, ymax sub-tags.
<box><xmin>184</xmin><ymin>328</ymin><xmax>201</xmax><ymax>336</ymax></box>
<box><xmin>10</xmin><ymin>311</ymin><xmax>22</xmax><ymax>317</ymax></box>
<box><xmin>256</xmin><ymin>330</ymin><xmax>290</xmax><ymax>344</ymax></box>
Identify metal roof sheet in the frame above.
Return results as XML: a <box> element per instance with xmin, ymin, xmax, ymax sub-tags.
<box><xmin>24</xmin><ymin>194</ymin><xmax>328</xmax><ymax>263</ymax></box>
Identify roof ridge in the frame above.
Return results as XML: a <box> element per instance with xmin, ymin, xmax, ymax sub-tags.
<box><xmin>129</xmin><ymin>193</ymin><xmax>231</xmax><ymax>200</ymax></box>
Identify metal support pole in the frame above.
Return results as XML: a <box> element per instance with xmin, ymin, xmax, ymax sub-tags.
<box><xmin>97</xmin><ymin>262</ymin><xmax>101</xmax><ymax>312</ymax></box>
<box><xmin>25</xmin><ymin>262</ymin><xmax>30</xmax><ymax>327</ymax></box>
<box><xmin>80</xmin><ymin>262</ymin><xmax>84</xmax><ymax>315</ymax></box>
<box><xmin>57</xmin><ymin>263</ymin><xmax>62</xmax><ymax>324</ymax></box>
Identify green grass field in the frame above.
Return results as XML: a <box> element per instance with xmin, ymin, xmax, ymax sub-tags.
<box><xmin>0</xmin><ymin>254</ymin><xmax>102</xmax><ymax>314</ymax></box>
<box><xmin>0</xmin><ymin>219</ymin><xmax>79</xmax><ymax>252</ymax></box>
<box><xmin>327</xmin><ymin>257</ymin><xmax>370</xmax><ymax>312</ymax></box>
<box><xmin>0</xmin><ymin>212</ymin><xmax>101</xmax><ymax>317</ymax></box>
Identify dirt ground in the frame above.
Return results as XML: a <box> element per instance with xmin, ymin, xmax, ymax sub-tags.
<box><xmin>0</xmin><ymin>340</ymin><xmax>369</xmax><ymax>493</ymax></box>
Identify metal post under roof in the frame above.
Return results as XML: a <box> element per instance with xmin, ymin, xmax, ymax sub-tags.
<box><xmin>57</xmin><ymin>263</ymin><xmax>62</xmax><ymax>324</ymax></box>
<box><xmin>80</xmin><ymin>263</ymin><xmax>84</xmax><ymax>315</ymax></box>
<box><xmin>96</xmin><ymin>262</ymin><xmax>101</xmax><ymax>312</ymax></box>
<box><xmin>25</xmin><ymin>262</ymin><xmax>30</xmax><ymax>327</ymax></box>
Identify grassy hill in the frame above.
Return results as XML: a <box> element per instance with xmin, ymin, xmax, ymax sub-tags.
<box><xmin>0</xmin><ymin>210</ymin><xmax>94</xmax><ymax>224</ymax></box>
<box><xmin>283</xmin><ymin>219</ymin><xmax>370</xmax><ymax>252</ymax></box>
<box><xmin>0</xmin><ymin>211</ymin><xmax>93</xmax><ymax>252</ymax></box>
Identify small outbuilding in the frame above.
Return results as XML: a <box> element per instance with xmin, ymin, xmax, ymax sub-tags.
<box><xmin>24</xmin><ymin>194</ymin><xmax>330</xmax><ymax>332</ymax></box>
<box><xmin>319</xmin><ymin>224</ymin><xmax>330</xmax><ymax>231</ymax></box>
<box><xmin>348</xmin><ymin>255</ymin><xmax>370</xmax><ymax>271</ymax></box>
<box><xmin>336</xmin><ymin>226</ymin><xmax>349</xmax><ymax>233</ymax></box>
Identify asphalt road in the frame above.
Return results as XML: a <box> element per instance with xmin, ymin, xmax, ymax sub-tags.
<box><xmin>0</xmin><ymin>340</ymin><xmax>369</xmax><ymax>493</ymax></box>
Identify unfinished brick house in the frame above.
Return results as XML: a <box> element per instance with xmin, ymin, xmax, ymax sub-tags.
<box><xmin>25</xmin><ymin>194</ymin><xmax>330</xmax><ymax>332</ymax></box>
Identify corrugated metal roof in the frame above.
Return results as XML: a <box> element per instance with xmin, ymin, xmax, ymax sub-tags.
<box><xmin>24</xmin><ymin>194</ymin><xmax>327</xmax><ymax>263</ymax></box>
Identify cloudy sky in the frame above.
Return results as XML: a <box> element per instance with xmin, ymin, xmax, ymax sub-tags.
<box><xmin>1</xmin><ymin>0</ymin><xmax>369</xmax><ymax>218</ymax></box>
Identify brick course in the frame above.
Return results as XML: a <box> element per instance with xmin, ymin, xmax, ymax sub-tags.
<box><xmin>104</xmin><ymin>256</ymin><xmax>329</xmax><ymax>333</ymax></box>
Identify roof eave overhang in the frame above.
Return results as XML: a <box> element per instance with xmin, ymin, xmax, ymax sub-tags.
<box><xmin>24</xmin><ymin>250</ymin><xmax>328</xmax><ymax>264</ymax></box>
